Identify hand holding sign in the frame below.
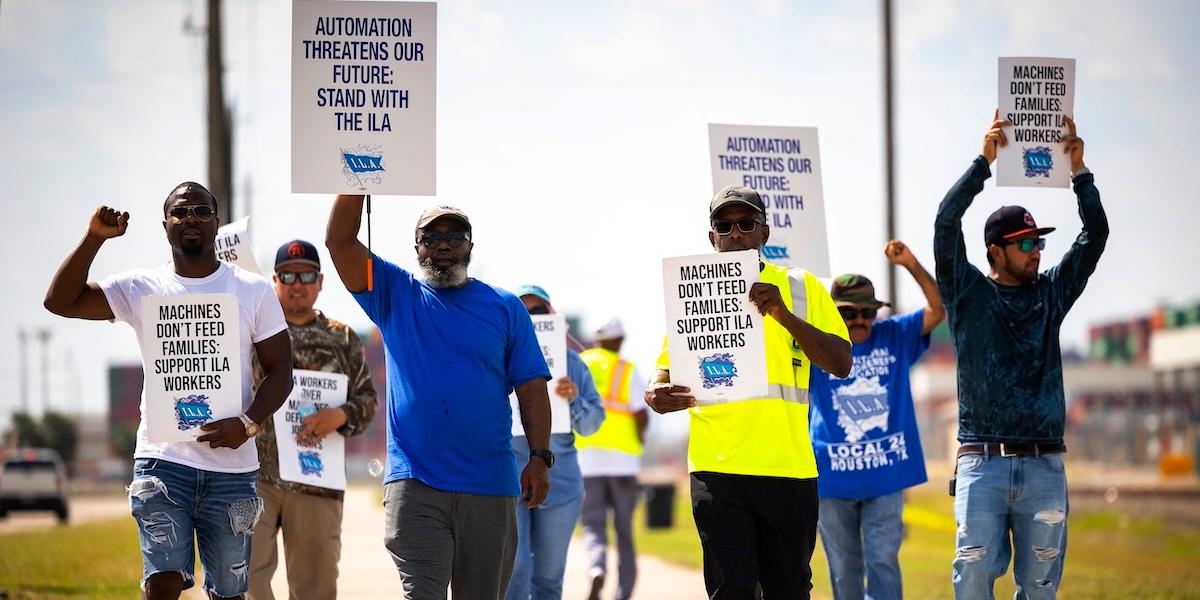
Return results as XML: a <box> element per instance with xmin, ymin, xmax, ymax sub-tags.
<box><xmin>197</xmin><ymin>417</ymin><xmax>252</xmax><ymax>449</ymax></box>
<box><xmin>982</xmin><ymin>108</ymin><xmax>1011</xmax><ymax>165</ymax></box>
<box><xmin>89</xmin><ymin>206</ymin><xmax>129</xmax><ymax>240</ymax></box>
<box><xmin>1061</xmin><ymin>116</ymin><xmax>1085</xmax><ymax>173</ymax></box>
<box><xmin>748</xmin><ymin>282</ymin><xmax>788</xmax><ymax>321</ymax></box>
<box><xmin>645</xmin><ymin>382</ymin><xmax>696</xmax><ymax>414</ymax></box>
<box><xmin>299</xmin><ymin>406</ymin><xmax>348</xmax><ymax>442</ymax></box>
<box><xmin>553</xmin><ymin>377</ymin><xmax>578</xmax><ymax>402</ymax></box>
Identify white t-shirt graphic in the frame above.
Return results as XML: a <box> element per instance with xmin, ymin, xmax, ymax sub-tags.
<box><xmin>100</xmin><ymin>262</ymin><xmax>287</xmax><ymax>473</ymax></box>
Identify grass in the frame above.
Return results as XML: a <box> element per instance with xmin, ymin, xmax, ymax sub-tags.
<box><xmin>0</xmin><ymin>518</ymin><xmax>143</xmax><ymax>599</ymax></box>
<box><xmin>632</xmin><ymin>480</ymin><xmax>1200</xmax><ymax>599</ymax></box>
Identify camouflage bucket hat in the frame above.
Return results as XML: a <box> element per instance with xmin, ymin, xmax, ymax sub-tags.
<box><xmin>831</xmin><ymin>274</ymin><xmax>891</xmax><ymax>308</ymax></box>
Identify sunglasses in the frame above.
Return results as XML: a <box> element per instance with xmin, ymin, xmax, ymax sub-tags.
<box><xmin>838</xmin><ymin>306</ymin><xmax>878</xmax><ymax>321</ymax></box>
<box><xmin>1004</xmin><ymin>238</ymin><xmax>1046</xmax><ymax>253</ymax></box>
<box><xmin>527</xmin><ymin>305</ymin><xmax>550</xmax><ymax>315</ymax></box>
<box><xmin>277</xmin><ymin>271</ymin><xmax>319</xmax><ymax>285</ymax></box>
<box><xmin>711</xmin><ymin>218</ymin><xmax>762</xmax><ymax>236</ymax></box>
<box><xmin>167</xmin><ymin>205</ymin><xmax>215</xmax><ymax>223</ymax></box>
<box><xmin>418</xmin><ymin>231</ymin><xmax>471</xmax><ymax>248</ymax></box>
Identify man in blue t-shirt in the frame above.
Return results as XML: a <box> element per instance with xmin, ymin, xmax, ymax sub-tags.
<box><xmin>326</xmin><ymin>196</ymin><xmax>554</xmax><ymax>600</ymax></box>
<box><xmin>809</xmin><ymin>240</ymin><xmax>945</xmax><ymax>600</ymax></box>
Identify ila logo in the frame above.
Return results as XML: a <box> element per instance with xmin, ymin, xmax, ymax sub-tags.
<box><xmin>762</xmin><ymin>244</ymin><xmax>789</xmax><ymax>260</ymax></box>
<box><xmin>299</xmin><ymin>451</ymin><xmax>324</xmax><ymax>477</ymax></box>
<box><xmin>174</xmin><ymin>395</ymin><xmax>212</xmax><ymax>431</ymax></box>
<box><xmin>699</xmin><ymin>353</ymin><xmax>738</xmax><ymax>389</ymax></box>
<box><xmin>1023</xmin><ymin>146</ymin><xmax>1053</xmax><ymax>178</ymax></box>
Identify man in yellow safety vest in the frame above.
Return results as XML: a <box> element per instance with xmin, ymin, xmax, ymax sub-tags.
<box><xmin>647</xmin><ymin>185</ymin><xmax>852</xmax><ymax>600</ymax></box>
<box><xmin>577</xmin><ymin>318</ymin><xmax>648</xmax><ymax>600</ymax></box>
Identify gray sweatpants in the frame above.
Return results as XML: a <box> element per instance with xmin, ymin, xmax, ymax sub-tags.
<box><xmin>383</xmin><ymin>479</ymin><xmax>518</xmax><ymax>600</ymax></box>
<box><xmin>580</xmin><ymin>476</ymin><xmax>640</xmax><ymax>600</ymax></box>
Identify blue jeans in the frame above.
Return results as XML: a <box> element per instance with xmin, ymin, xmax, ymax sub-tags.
<box><xmin>818</xmin><ymin>491</ymin><xmax>904</xmax><ymax>600</ymax></box>
<box><xmin>505</xmin><ymin>495</ymin><xmax>583</xmax><ymax>600</ymax></box>
<box><xmin>952</xmin><ymin>453</ymin><xmax>1068</xmax><ymax>599</ymax></box>
<box><xmin>129</xmin><ymin>458</ymin><xmax>263</xmax><ymax>597</ymax></box>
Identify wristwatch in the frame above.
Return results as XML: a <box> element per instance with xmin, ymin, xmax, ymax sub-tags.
<box><xmin>530</xmin><ymin>449</ymin><xmax>555</xmax><ymax>468</ymax></box>
<box><xmin>238</xmin><ymin>413</ymin><xmax>260</xmax><ymax>437</ymax></box>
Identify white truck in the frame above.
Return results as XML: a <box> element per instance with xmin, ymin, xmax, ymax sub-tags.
<box><xmin>0</xmin><ymin>448</ymin><xmax>69</xmax><ymax>523</ymax></box>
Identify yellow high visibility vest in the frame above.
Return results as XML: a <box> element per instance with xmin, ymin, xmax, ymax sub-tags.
<box><xmin>577</xmin><ymin>348</ymin><xmax>643</xmax><ymax>456</ymax></box>
<box><xmin>657</xmin><ymin>261</ymin><xmax>849</xmax><ymax>479</ymax></box>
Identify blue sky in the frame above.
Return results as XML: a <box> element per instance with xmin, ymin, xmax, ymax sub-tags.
<box><xmin>2</xmin><ymin>0</ymin><xmax>1198</xmax><ymax>424</ymax></box>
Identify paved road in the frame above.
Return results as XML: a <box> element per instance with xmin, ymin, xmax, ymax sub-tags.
<box><xmin>0</xmin><ymin>494</ymin><xmax>128</xmax><ymax>534</ymax></box>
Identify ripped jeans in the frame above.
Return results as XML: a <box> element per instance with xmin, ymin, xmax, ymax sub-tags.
<box><xmin>952</xmin><ymin>452</ymin><xmax>1068</xmax><ymax>600</ymax></box>
<box><xmin>129</xmin><ymin>458</ymin><xmax>263</xmax><ymax>597</ymax></box>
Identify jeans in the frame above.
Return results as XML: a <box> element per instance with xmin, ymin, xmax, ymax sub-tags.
<box><xmin>952</xmin><ymin>453</ymin><xmax>1068</xmax><ymax>599</ymax></box>
<box><xmin>817</xmin><ymin>491</ymin><xmax>904</xmax><ymax>600</ymax></box>
<box><xmin>129</xmin><ymin>458</ymin><xmax>263</xmax><ymax>597</ymax></box>
<box><xmin>505</xmin><ymin>495</ymin><xmax>584</xmax><ymax>600</ymax></box>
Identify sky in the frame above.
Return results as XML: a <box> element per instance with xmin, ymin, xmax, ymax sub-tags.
<box><xmin>1</xmin><ymin>0</ymin><xmax>1198</xmax><ymax>427</ymax></box>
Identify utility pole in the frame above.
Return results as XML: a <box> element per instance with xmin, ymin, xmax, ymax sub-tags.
<box><xmin>881</xmin><ymin>0</ymin><xmax>899</xmax><ymax>309</ymax></box>
<box><xmin>35</xmin><ymin>328</ymin><xmax>52</xmax><ymax>416</ymax></box>
<box><xmin>206</xmin><ymin>0</ymin><xmax>234</xmax><ymax>219</ymax></box>
<box><xmin>18</xmin><ymin>327</ymin><xmax>29</xmax><ymax>414</ymax></box>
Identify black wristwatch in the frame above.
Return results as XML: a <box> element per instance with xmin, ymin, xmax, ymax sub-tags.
<box><xmin>530</xmin><ymin>449</ymin><xmax>555</xmax><ymax>468</ymax></box>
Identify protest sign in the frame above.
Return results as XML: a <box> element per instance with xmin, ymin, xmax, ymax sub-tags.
<box><xmin>140</xmin><ymin>294</ymin><xmax>242</xmax><ymax>443</ymax></box>
<box><xmin>663</xmin><ymin>250</ymin><xmax>768</xmax><ymax>403</ymax></box>
<box><xmin>708</xmin><ymin>124</ymin><xmax>830</xmax><ymax>276</ymax></box>
<box><xmin>213</xmin><ymin>216</ymin><xmax>262</xmax><ymax>274</ymax></box>
<box><xmin>997</xmin><ymin>57</ymin><xmax>1076</xmax><ymax>188</ymax></box>
<box><xmin>510</xmin><ymin>314</ymin><xmax>570</xmax><ymax>436</ymax></box>
<box><xmin>292</xmin><ymin>1</ymin><xmax>437</xmax><ymax>195</ymax></box>
<box><xmin>274</xmin><ymin>369</ymin><xmax>350</xmax><ymax>490</ymax></box>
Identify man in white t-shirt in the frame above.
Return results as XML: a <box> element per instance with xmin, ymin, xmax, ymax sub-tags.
<box><xmin>44</xmin><ymin>182</ymin><xmax>293</xmax><ymax>600</ymax></box>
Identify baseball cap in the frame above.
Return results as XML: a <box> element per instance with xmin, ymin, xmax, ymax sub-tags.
<box><xmin>274</xmin><ymin>240</ymin><xmax>320</xmax><ymax>271</ymax></box>
<box><xmin>984</xmin><ymin>205</ymin><xmax>1056</xmax><ymax>247</ymax></box>
<box><xmin>514</xmin><ymin>284</ymin><xmax>551</xmax><ymax>304</ymax></box>
<box><xmin>709</xmin><ymin>185</ymin><xmax>766</xmax><ymax>219</ymax></box>
<box><xmin>594</xmin><ymin>318</ymin><xmax>625</xmax><ymax>341</ymax></box>
<box><xmin>831</xmin><ymin>274</ymin><xmax>891</xmax><ymax>309</ymax></box>
<box><xmin>414</xmin><ymin>205</ymin><xmax>471</xmax><ymax>241</ymax></box>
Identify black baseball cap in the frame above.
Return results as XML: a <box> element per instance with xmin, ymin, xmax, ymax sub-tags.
<box><xmin>274</xmin><ymin>240</ymin><xmax>321</xmax><ymax>271</ymax></box>
<box><xmin>709</xmin><ymin>185</ymin><xmax>766</xmax><ymax>219</ymax></box>
<box><xmin>984</xmin><ymin>205</ymin><xmax>1056</xmax><ymax>247</ymax></box>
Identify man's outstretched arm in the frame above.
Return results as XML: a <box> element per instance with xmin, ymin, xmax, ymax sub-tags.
<box><xmin>326</xmin><ymin>195</ymin><xmax>372</xmax><ymax>293</ymax></box>
<box><xmin>44</xmin><ymin>206</ymin><xmax>127</xmax><ymax>320</ymax></box>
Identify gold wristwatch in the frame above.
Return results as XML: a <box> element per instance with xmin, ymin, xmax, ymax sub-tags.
<box><xmin>238</xmin><ymin>413</ymin><xmax>260</xmax><ymax>437</ymax></box>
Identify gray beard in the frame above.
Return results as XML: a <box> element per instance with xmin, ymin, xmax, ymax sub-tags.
<box><xmin>419</xmin><ymin>254</ymin><xmax>471</xmax><ymax>289</ymax></box>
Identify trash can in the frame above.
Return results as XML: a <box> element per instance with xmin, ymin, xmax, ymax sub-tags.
<box><xmin>644</xmin><ymin>482</ymin><xmax>676</xmax><ymax>529</ymax></box>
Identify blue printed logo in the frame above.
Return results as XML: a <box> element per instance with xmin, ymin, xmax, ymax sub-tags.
<box><xmin>174</xmin><ymin>395</ymin><xmax>212</xmax><ymax>431</ymax></box>
<box><xmin>762</xmin><ymin>245</ymin><xmax>789</xmax><ymax>260</ymax></box>
<box><xmin>1023</xmin><ymin>147</ymin><xmax>1053</xmax><ymax>178</ymax></box>
<box><xmin>298</xmin><ymin>451</ymin><xmax>324</xmax><ymax>477</ymax></box>
<box><xmin>341</xmin><ymin>144</ymin><xmax>385</xmax><ymax>189</ymax></box>
<box><xmin>699</xmin><ymin>353</ymin><xmax>738</xmax><ymax>389</ymax></box>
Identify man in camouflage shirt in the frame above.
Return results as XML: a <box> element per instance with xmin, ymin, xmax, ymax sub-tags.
<box><xmin>248</xmin><ymin>240</ymin><xmax>378</xmax><ymax>600</ymax></box>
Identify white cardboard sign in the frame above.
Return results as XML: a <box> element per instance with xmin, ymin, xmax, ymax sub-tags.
<box><xmin>997</xmin><ymin>57</ymin><xmax>1076</xmax><ymax>188</ymax></box>
<box><xmin>662</xmin><ymin>250</ymin><xmax>768</xmax><ymax>404</ymax></box>
<box><xmin>141</xmin><ymin>294</ymin><xmax>243</xmax><ymax>443</ymax></box>
<box><xmin>214</xmin><ymin>216</ymin><xmax>262</xmax><ymax>274</ymax></box>
<box><xmin>291</xmin><ymin>1</ymin><xmax>437</xmax><ymax>195</ymax></box>
<box><xmin>274</xmin><ymin>369</ymin><xmax>350</xmax><ymax>490</ymax></box>
<box><xmin>708</xmin><ymin>124</ymin><xmax>830</xmax><ymax>276</ymax></box>
<box><xmin>510</xmin><ymin>314</ymin><xmax>571</xmax><ymax>436</ymax></box>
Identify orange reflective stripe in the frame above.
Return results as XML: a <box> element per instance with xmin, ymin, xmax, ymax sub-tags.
<box><xmin>606</xmin><ymin>360</ymin><xmax>628</xmax><ymax>403</ymax></box>
<box><xmin>602</xmin><ymin>399</ymin><xmax>634</xmax><ymax>415</ymax></box>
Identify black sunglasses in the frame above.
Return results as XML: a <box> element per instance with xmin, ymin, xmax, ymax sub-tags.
<box><xmin>167</xmin><ymin>205</ymin><xmax>215</xmax><ymax>223</ymax></box>
<box><xmin>711</xmin><ymin>218</ymin><xmax>762</xmax><ymax>236</ymax></box>
<box><xmin>277</xmin><ymin>271</ymin><xmax>319</xmax><ymax>285</ymax></box>
<box><xmin>1004</xmin><ymin>238</ymin><xmax>1046</xmax><ymax>253</ymax></box>
<box><xmin>838</xmin><ymin>306</ymin><xmax>878</xmax><ymax>321</ymax></box>
<box><xmin>418</xmin><ymin>231</ymin><xmax>471</xmax><ymax>248</ymax></box>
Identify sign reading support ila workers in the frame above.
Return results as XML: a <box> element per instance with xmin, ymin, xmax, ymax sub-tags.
<box><xmin>291</xmin><ymin>1</ymin><xmax>437</xmax><ymax>195</ymax></box>
<box><xmin>708</xmin><ymin>124</ymin><xmax>830</xmax><ymax>276</ymax></box>
<box><xmin>213</xmin><ymin>216</ymin><xmax>262</xmax><ymax>274</ymax></box>
<box><xmin>662</xmin><ymin>250</ymin><xmax>768</xmax><ymax>404</ymax></box>
<box><xmin>996</xmin><ymin>57</ymin><xmax>1076</xmax><ymax>188</ymax></box>
<box><xmin>274</xmin><ymin>369</ymin><xmax>350</xmax><ymax>490</ymax></box>
<box><xmin>141</xmin><ymin>294</ymin><xmax>242</xmax><ymax>443</ymax></box>
<box><xmin>510</xmin><ymin>314</ymin><xmax>571</xmax><ymax>436</ymax></box>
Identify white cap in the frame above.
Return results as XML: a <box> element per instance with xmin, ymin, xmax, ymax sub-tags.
<box><xmin>594</xmin><ymin>318</ymin><xmax>625</xmax><ymax>341</ymax></box>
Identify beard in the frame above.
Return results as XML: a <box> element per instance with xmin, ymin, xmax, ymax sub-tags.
<box><xmin>419</xmin><ymin>252</ymin><xmax>471</xmax><ymax>289</ymax></box>
<box><xmin>179</xmin><ymin>238</ymin><xmax>205</xmax><ymax>256</ymax></box>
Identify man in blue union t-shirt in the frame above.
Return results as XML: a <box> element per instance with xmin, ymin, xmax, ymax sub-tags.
<box><xmin>326</xmin><ymin>196</ymin><xmax>554</xmax><ymax>600</ymax></box>
<box><xmin>809</xmin><ymin>240</ymin><xmax>945</xmax><ymax>600</ymax></box>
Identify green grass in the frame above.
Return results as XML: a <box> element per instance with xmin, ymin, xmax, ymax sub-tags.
<box><xmin>0</xmin><ymin>518</ymin><xmax>143</xmax><ymax>599</ymax></box>
<box><xmin>632</xmin><ymin>481</ymin><xmax>1200</xmax><ymax>599</ymax></box>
